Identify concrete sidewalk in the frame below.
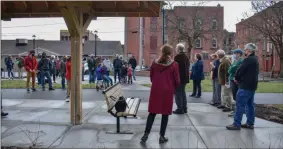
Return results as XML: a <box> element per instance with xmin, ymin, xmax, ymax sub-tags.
<box><xmin>1</xmin><ymin>98</ymin><xmax>283</xmax><ymax>148</ymax></box>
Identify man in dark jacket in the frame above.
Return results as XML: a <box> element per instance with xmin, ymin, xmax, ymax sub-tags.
<box><xmin>227</xmin><ymin>43</ymin><xmax>259</xmax><ymax>130</ymax></box>
<box><xmin>173</xmin><ymin>43</ymin><xmax>190</xmax><ymax>114</ymax></box>
<box><xmin>5</xmin><ymin>56</ymin><xmax>14</xmax><ymax>79</ymax></box>
<box><xmin>50</xmin><ymin>55</ymin><xmax>57</xmax><ymax>83</ymax></box>
<box><xmin>113</xmin><ymin>54</ymin><xmax>122</xmax><ymax>83</ymax></box>
<box><xmin>87</xmin><ymin>54</ymin><xmax>97</xmax><ymax>84</ymax></box>
<box><xmin>38</xmin><ymin>52</ymin><xmax>55</xmax><ymax>91</ymax></box>
<box><xmin>60</xmin><ymin>56</ymin><xmax>67</xmax><ymax>89</ymax></box>
<box><xmin>128</xmin><ymin>55</ymin><xmax>137</xmax><ymax>81</ymax></box>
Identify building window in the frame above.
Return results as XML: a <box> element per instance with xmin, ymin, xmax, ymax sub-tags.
<box><xmin>178</xmin><ymin>18</ymin><xmax>185</xmax><ymax>30</ymax></box>
<box><xmin>228</xmin><ymin>38</ymin><xmax>232</xmax><ymax>45</ymax></box>
<box><xmin>195</xmin><ymin>38</ymin><xmax>202</xmax><ymax>48</ymax></box>
<box><xmin>212</xmin><ymin>37</ymin><xmax>217</xmax><ymax>48</ymax></box>
<box><xmin>212</xmin><ymin>19</ymin><xmax>217</xmax><ymax>30</ymax></box>
<box><xmin>196</xmin><ymin>18</ymin><xmax>202</xmax><ymax>30</ymax></box>
<box><xmin>150</xmin><ymin>35</ymin><xmax>158</xmax><ymax>52</ymax></box>
<box><xmin>150</xmin><ymin>17</ymin><xmax>157</xmax><ymax>31</ymax></box>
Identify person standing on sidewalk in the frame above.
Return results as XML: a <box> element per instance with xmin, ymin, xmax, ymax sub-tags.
<box><xmin>65</xmin><ymin>57</ymin><xmax>71</xmax><ymax>102</ymax></box>
<box><xmin>226</xmin><ymin>43</ymin><xmax>259</xmax><ymax>130</ymax></box>
<box><xmin>210</xmin><ymin>54</ymin><xmax>222</xmax><ymax>107</ymax></box>
<box><xmin>173</xmin><ymin>43</ymin><xmax>190</xmax><ymax>114</ymax></box>
<box><xmin>128</xmin><ymin>55</ymin><xmax>137</xmax><ymax>81</ymax></box>
<box><xmin>16</xmin><ymin>56</ymin><xmax>24</xmax><ymax>79</ymax></box>
<box><xmin>216</xmin><ymin>50</ymin><xmax>233</xmax><ymax>112</ymax></box>
<box><xmin>24</xmin><ymin>50</ymin><xmax>38</xmax><ymax>92</ymax></box>
<box><xmin>55</xmin><ymin>57</ymin><xmax>61</xmax><ymax>78</ymax></box>
<box><xmin>141</xmin><ymin>44</ymin><xmax>180</xmax><ymax>144</ymax></box>
<box><xmin>5</xmin><ymin>55</ymin><xmax>14</xmax><ymax>80</ymax></box>
<box><xmin>38</xmin><ymin>52</ymin><xmax>55</xmax><ymax>91</ymax></box>
<box><xmin>190</xmin><ymin>53</ymin><xmax>204</xmax><ymax>98</ymax></box>
<box><xmin>60</xmin><ymin>56</ymin><xmax>67</xmax><ymax>90</ymax></box>
<box><xmin>228</xmin><ymin>49</ymin><xmax>243</xmax><ymax>117</ymax></box>
<box><xmin>50</xmin><ymin>55</ymin><xmax>57</xmax><ymax>83</ymax></box>
<box><xmin>113</xmin><ymin>54</ymin><xmax>122</xmax><ymax>83</ymax></box>
<box><xmin>87</xmin><ymin>54</ymin><xmax>97</xmax><ymax>84</ymax></box>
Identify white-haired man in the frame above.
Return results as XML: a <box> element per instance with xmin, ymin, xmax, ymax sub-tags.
<box><xmin>173</xmin><ymin>43</ymin><xmax>190</xmax><ymax>114</ymax></box>
<box><xmin>226</xmin><ymin>43</ymin><xmax>259</xmax><ymax>130</ymax></box>
<box><xmin>216</xmin><ymin>49</ymin><xmax>233</xmax><ymax>112</ymax></box>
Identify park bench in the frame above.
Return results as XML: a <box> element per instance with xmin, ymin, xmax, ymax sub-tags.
<box><xmin>102</xmin><ymin>83</ymin><xmax>141</xmax><ymax>134</ymax></box>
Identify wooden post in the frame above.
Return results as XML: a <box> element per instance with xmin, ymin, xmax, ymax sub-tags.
<box><xmin>58</xmin><ymin>2</ymin><xmax>93</xmax><ymax>125</ymax></box>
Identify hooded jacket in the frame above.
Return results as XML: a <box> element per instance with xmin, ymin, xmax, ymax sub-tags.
<box><xmin>24</xmin><ymin>54</ymin><xmax>38</xmax><ymax>72</ymax></box>
<box><xmin>218</xmin><ymin>56</ymin><xmax>231</xmax><ymax>85</ymax></box>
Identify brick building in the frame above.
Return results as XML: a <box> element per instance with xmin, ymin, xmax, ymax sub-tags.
<box><xmin>125</xmin><ymin>4</ymin><xmax>224</xmax><ymax>72</ymax></box>
<box><xmin>235</xmin><ymin>2</ymin><xmax>282</xmax><ymax>75</ymax></box>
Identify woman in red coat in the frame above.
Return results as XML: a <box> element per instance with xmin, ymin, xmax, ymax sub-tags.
<box><xmin>141</xmin><ymin>44</ymin><xmax>180</xmax><ymax>144</ymax></box>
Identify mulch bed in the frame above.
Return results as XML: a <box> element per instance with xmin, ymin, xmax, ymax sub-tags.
<box><xmin>255</xmin><ymin>104</ymin><xmax>283</xmax><ymax>124</ymax></box>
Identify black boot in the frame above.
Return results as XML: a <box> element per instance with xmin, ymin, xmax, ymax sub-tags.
<box><xmin>159</xmin><ymin>136</ymin><xmax>169</xmax><ymax>144</ymax></box>
<box><xmin>1</xmin><ymin>112</ymin><xmax>8</xmax><ymax>117</ymax></box>
<box><xmin>140</xmin><ymin>133</ymin><xmax>149</xmax><ymax>143</ymax></box>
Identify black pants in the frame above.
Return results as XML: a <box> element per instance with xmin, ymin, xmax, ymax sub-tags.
<box><xmin>175</xmin><ymin>83</ymin><xmax>187</xmax><ymax>112</ymax></box>
<box><xmin>144</xmin><ymin>113</ymin><xmax>169</xmax><ymax>137</ymax></box>
<box><xmin>192</xmin><ymin>79</ymin><xmax>202</xmax><ymax>96</ymax></box>
<box><xmin>230</xmin><ymin>80</ymin><xmax>238</xmax><ymax>101</ymax></box>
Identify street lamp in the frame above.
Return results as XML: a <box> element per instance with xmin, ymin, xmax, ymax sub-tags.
<box><xmin>94</xmin><ymin>30</ymin><xmax>98</xmax><ymax>57</ymax></box>
<box><xmin>32</xmin><ymin>35</ymin><xmax>36</xmax><ymax>54</ymax></box>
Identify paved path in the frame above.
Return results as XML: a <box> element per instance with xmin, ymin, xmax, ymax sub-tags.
<box><xmin>2</xmin><ymin>87</ymin><xmax>283</xmax><ymax>104</ymax></box>
<box><xmin>1</xmin><ymin>98</ymin><xmax>283</xmax><ymax>148</ymax></box>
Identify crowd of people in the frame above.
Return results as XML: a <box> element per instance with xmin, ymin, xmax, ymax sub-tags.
<box><xmin>141</xmin><ymin>42</ymin><xmax>259</xmax><ymax>144</ymax></box>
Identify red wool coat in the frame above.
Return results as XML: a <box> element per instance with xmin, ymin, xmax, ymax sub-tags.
<box><xmin>148</xmin><ymin>61</ymin><xmax>180</xmax><ymax>115</ymax></box>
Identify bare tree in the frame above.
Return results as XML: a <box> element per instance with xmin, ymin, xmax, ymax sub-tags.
<box><xmin>162</xmin><ymin>1</ymin><xmax>225</xmax><ymax>58</ymax></box>
<box><xmin>242</xmin><ymin>1</ymin><xmax>283</xmax><ymax>77</ymax></box>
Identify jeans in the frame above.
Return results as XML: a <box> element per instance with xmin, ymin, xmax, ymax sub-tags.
<box><xmin>175</xmin><ymin>83</ymin><xmax>187</xmax><ymax>112</ymax></box>
<box><xmin>41</xmin><ymin>70</ymin><xmax>52</xmax><ymax>89</ymax></box>
<box><xmin>212</xmin><ymin>78</ymin><xmax>221</xmax><ymax>104</ymax></box>
<box><xmin>103</xmin><ymin>75</ymin><xmax>113</xmax><ymax>86</ymax></box>
<box><xmin>230</xmin><ymin>80</ymin><xmax>238</xmax><ymax>101</ymax></box>
<box><xmin>144</xmin><ymin>113</ymin><xmax>169</xmax><ymax>137</ymax></box>
<box><xmin>7</xmin><ymin>68</ymin><xmax>14</xmax><ymax>78</ymax></box>
<box><xmin>37</xmin><ymin>72</ymin><xmax>41</xmax><ymax>85</ymax></box>
<box><xmin>221</xmin><ymin>85</ymin><xmax>233</xmax><ymax>109</ymax></box>
<box><xmin>132</xmin><ymin>68</ymin><xmax>136</xmax><ymax>80</ymax></box>
<box><xmin>192</xmin><ymin>79</ymin><xmax>202</xmax><ymax>96</ymax></box>
<box><xmin>61</xmin><ymin>74</ymin><xmax>66</xmax><ymax>89</ymax></box>
<box><xmin>89</xmin><ymin>70</ymin><xmax>96</xmax><ymax>83</ymax></box>
<box><xmin>233</xmin><ymin>89</ymin><xmax>255</xmax><ymax>127</ymax></box>
<box><xmin>114</xmin><ymin>68</ymin><xmax>121</xmax><ymax>83</ymax></box>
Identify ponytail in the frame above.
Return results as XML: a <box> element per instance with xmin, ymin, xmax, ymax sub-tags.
<box><xmin>157</xmin><ymin>44</ymin><xmax>173</xmax><ymax>64</ymax></box>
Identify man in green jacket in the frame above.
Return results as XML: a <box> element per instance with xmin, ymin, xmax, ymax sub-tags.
<box><xmin>228</xmin><ymin>49</ymin><xmax>243</xmax><ymax>117</ymax></box>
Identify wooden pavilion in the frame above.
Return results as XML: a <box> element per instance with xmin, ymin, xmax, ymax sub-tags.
<box><xmin>1</xmin><ymin>1</ymin><xmax>163</xmax><ymax>125</ymax></box>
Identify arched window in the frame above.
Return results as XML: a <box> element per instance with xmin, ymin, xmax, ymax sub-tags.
<box><xmin>212</xmin><ymin>37</ymin><xmax>217</xmax><ymax>48</ymax></box>
<box><xmin>196</xmin><ymin>18</ymin><xmax>202</xmax><ymax>30</ymax></box>
<box><xmin>195</xmin><ymin>38</ymin><xmax>202</xmax><ymax>48</ymax></box>
<box><xmin>212</xmin><ymin>19</ymin><xmax>217</xmax><ymax>30</ymax></box>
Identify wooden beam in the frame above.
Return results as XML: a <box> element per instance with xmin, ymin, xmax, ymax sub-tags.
<box><xmin>45</xmin><ymin>1</ymin><xmax>49</xmax><ymax>9</ymax></box>
<box><xmin>22</xmin><ymin>1</ymin><xmax>27</xmax><ymax>9</ymax></box>
<box><xmin>82</xmin><ymin>14</ymin><xmax>92</xmax><ymax>31</ymax></box>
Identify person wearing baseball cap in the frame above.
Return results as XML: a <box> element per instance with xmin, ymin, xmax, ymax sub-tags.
<box><xmin>226</xmin><ymin>43</ymin><xmax>259</xmax><ymax>130</ymax></box>
<box><xmin>227</xmin><ymin>48</ymin><xmax>244</xmax><ymax>117</ymax></box>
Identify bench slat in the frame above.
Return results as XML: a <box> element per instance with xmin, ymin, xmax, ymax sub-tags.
<box><xmin>128</xmin><ymin>98</ymin><xmax>140</xmax><ymax>115</ymax></box>
<box><xmin>117</xmin><ymin>98</ymin><xmax>141</xmax><ymax>117</ymax></box>
<box><xmin>104</xmin><ymin>83</ymin><xmax>123</xmax><ymax>111</ymax></box>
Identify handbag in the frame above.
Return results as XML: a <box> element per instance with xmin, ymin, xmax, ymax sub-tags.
<box><xmin>110</xmin><ymin>96</ymin><xmax>128</xmax><ymax>113</ymax></box>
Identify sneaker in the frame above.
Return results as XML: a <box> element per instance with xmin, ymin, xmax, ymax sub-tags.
<box><xmin>173</xmin><ymin>109</ymin><xmax>184</xmax><ymax>114</ymax></box>
<box><xmin>189</xmin><ymin>94</ymin><xmax>196</xmax><ymax>97</ymax></box>
<box><xmin>226</xmin><ymin>124</ymin><xmax>241</xmax><ymax>130</ymax></box>
<box><xmin>27</xmin><ymin>88</ymin><xmax>30</xmax><ymax>92</ymax></box>
<box><xmin>32</xmin><ymin>88</ymin><xmax>37</xmax><ymax>92</ymax></box>
<box><xmin>49</xmin><ymin>88</ymin><xmax>55</xmax><ymax>91</ymax></box>
<box><xmin>65</xmin><ymin>98</ymin><xmax>70</xmax><ymax>102</ymax></box>
<box><xmin>217</xmin><ymin>105</ymin><xmax>225</xmax><ymax>109</ymax></box>
<box><xmin>222</xmin><ymin>107</ymin><xmax>232</xmax><ymax>112</ymax></box>
<box><xmin>241</xmin><ymin>124</ymin><xmax>254</xmax><ymax>129</ymax></box>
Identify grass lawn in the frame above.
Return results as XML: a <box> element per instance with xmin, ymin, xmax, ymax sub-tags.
<box><xmin>142</xmin><ymin>79</ymin><xmax>283</xmax><ymax>93</ymax></box>
<box><xmin>1</xmin><ymin>80</ymin><xmax>97</xmax><ymax>89</ymax></box>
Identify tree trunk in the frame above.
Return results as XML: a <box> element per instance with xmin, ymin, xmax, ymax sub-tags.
<box><xmin>280</xmin><ymin>57</ymin><xmax>283</xmax><ymax>78</ymax></box>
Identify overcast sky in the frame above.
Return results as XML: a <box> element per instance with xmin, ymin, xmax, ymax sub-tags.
<box><xmin>1</xmin><ymin>1</ymin><xmax>253</xmax><ymax>44</ymax></box>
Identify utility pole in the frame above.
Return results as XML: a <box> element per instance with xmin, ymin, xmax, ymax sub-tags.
<box><xmin>139</xmin><ymin>17</ymin><xmax>143</xmax><ymax>71</ymax></box>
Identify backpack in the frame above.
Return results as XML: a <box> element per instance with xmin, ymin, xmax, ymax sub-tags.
<box><xmin>113</xmin><ymin>96</ymin><xmax>128</xmax><ymax>113</ymax></box>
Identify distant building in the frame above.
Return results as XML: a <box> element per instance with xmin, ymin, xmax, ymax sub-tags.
<box><xmin>125</xmin><ymin>4</ymin><xmax>224</xmax><ymax>72</ymax></box>
<box><xmin>1</xmin><ymin>39</ymin><xmax>122</xmax><ymax>69</ymax></box>
<box><xmin>222</xmin><ymin>30</ymin><xmax>236</xmax><ymax>54</ymax></box>
<box><xmin>60</xmin><ymin>30</ymin><xmax>101</xmax><ymax>41</ymax></box>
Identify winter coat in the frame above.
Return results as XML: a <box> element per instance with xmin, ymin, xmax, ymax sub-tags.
<box><xmin>5</xmin><ymin>58</ymin><xmax>14</xmax><ymax>69</ymax></box>
<box><xmin>190</xmin><ymin>60</ymin><xmax>204</xmax><ymax>81</ymax></box>
<box><xmin>17</xmin><ymin>57</ymin><xmax>25</xmax><ymax>69</ymax></box>
<box><xmin>228</xmin><ymin>57</ymin><xmax>243</xmax><ymax>80</ymax></box>
<box><xmin>50</xmin><ymin>59</ymin><xmax>56</xmax><ymax>74</ymax></box>
<box><xmin>148</xmin><ymin>60</ymin><xmax>180</xmax><ymax>115</ymax></box>
<box><xmin>127</xmin><ymin>67</ymin><xmax>133</xmax><ymax>76</ymax></box>
<box><xmin>235</xmin><ymin>53</ymin><xmax>259</xmax><ymax>91</ymax></box>
<box><xmin>174</xmin><ymin>52</ymin><xmax>190</xmax><ymax>84</ymax></box>
<box><xmin>60</xmin><ymin>60</ymin><xmax>66</xmax><ymax>76</ymax></box>
<box><xmin>24</xmin><ymin>54</ymin><xmax>38</xmax><ymax>72</ymax></box>
<box><xmin>128</xmin><ymin>58</ymin><xmax>137</xmax><ymax>69</ymax></box>
<box><xmin>212</xmin><ymin>59</ymin><xmax>220</xmax><ymax>79</ymax></box>
<box><xmin>103</xmin><ymin>59</ymin><xmax>111</xmax><ymax>71</ymax></box>
<box><xmin>87</xmin><ymin>58</ymin><xmax>97</xmax><ymax>71</ymax></box>
<box><xmin>96</xmin><ymin>66</ymin><xmax>103</xmax><ymax>80</ymax></box>
<box><xmin>218</xmin><ymin>56</ymin><xmax>231</xmax><ymax>85</ymax></box>
<box><xmin>66</xmin><ymin>61</ymin><xmax>71</xmax><ymax>80</ymax></box>
<box><xmin>38</xmin><ymin>58</ymin><xmax>52</xmax><ymax>71</ymax></box>
<box><xmin>113</xmin><ymin>58</ymin><xmax>122</xmax><ymax>69</ymax></box>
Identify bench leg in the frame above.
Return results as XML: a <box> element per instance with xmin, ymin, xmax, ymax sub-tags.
<box><xmin>106</xmin><ymin>117</ymin><xmax>133</xmax><ymax>134</ymax></box>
